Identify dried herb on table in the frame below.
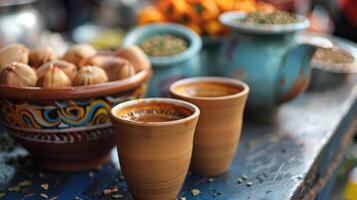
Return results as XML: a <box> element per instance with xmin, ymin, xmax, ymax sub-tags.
<box><xmin>23</xmin><ymin>193</ymin><xmax>35</xmax><ymax>198</ymax></box>
<box><xmin>238</xmin><ymin>11</ymin><xmax>301</xmax><ymax>24</ymax></box>
<box><xmin>7</xmin><ymin>180</ymin><xmax>32</xmax><ymax>193</ymax></box>
<box><xmin>139</xmin><ymin>35</ymin><xmax>188</xmax><ymax>57</ymax></box>
<box><xmin>191</xmin><ymin>188</ymin><xmax>201</xmax><ymax>196</ymax></box>
<box><xmin>40</xmin><ymin>193</ymin><xmax>48</xmax><ymax>199</ymax></box>
<box><xmin>41</xmin><ymin>183</ymin><xmax>49</xmax><ymax>190</ymax></box>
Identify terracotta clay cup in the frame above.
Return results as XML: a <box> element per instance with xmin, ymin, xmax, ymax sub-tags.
<box><xmin>170</xmin><ymin>77</ymin><xmax>249</xmax><ymax>177</ymax></box>
<box><xmin>111</xmin><ymin>98</ymin><xmax>200</xmax><ymax>200</ymax></box>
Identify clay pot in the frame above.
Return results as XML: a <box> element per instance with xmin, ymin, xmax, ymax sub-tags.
<box><xmin>170</xmin><ymin>77</ymin><xmax>249</xmax><ymax>177</ymax></box>
<box><xmin>111</xmin><ymin>98</ymin><xmax>200</xmax><ymax>200</ymax></box>
<box><xmin>0</xmin><ymin>68</ymin><xmax>152</xmax><ymax>172</ymax></box>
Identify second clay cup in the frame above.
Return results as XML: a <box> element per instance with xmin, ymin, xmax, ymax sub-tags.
<box><xmin>170</xmin><ymin>77</ymin><xmax>249</xmax><ymax>177</ymax></box>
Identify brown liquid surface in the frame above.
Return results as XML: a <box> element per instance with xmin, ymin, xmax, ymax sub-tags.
<box><xmin>175</xmin><ymin>82</ymin><xmax>242</xmax><ymax>98</ymax></box>
<box><xmin>116</xmin><ymin>102</ymin><xmax>193</xmax><ymax>123</ymax></box>
<box><xmin>131</xmin><ymin>114</ymin><xmax>181</xmax><ymax>122</ymax></box>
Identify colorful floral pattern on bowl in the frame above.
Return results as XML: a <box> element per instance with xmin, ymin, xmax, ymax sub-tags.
<box><xmin>1</xmin><ymin>87</ymin><xmax>145</xmax><ymax>143</ymax></box>
<box><xmin>0</xmin><ymin>69</ymin><xmax>151</xmax><ymax>172</ymax></box>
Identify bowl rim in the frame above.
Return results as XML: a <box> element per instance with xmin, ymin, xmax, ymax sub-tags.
<box><xmin>123</xmin><ymin>23</ymin><xmax>202</xmax><ymax>67</ymax></box>
<box><xmin>0</xmin><ymin>69</ymin><xmax>152</xmax><ymax>101</ymax></box>
<box><xmin>219</xmin><ymin>11</ymin><xmax>310</xmax><ymax>35</ymax></box>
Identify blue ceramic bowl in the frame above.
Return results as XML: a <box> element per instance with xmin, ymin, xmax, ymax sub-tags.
<box><xmin>123</xmin><ymin>23</ymin><xmax>202</xmax><ymax>97</ymax></box>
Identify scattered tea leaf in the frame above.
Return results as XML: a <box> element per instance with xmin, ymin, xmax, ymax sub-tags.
<box><xmin>24</xmin><ymin>193</ymin><xmax>35</xmax><ymax>197</ymax></box>
<box><xmin>8</xmin><ymin>186</ymin><xmax>21</xmax><ymax>192</ymax></box>
<box><xmin>88</xmin><ymin>172</ymin><xmax>94</xmax><ymax>178</ymax></box>
<box><xmin>246</xmin><ymin>182</ymin><xmax>253</xmax><ymax>187</ymax></box>
<box><xmin>18</xmin><ymin>181</ymin><xmax>32</xmax><ymax>187</ymax></box>
<box><xmin>111</xmin><ymin>194</ymin><xmax>123</xmax><ymax>199</ymax></box>
<box><xmin>41</xmin><ymin>183</ymin><xmax>49</xmax><ymax>190</ymax></box>
<box><xmin>40</xmin><ymin>193</ymin><xmax>48</xmax><ymax>199</ymax></box>
<box><xmin>191</xmin><ymin>189</ymin><xmax>201</xmax><ymax>196</ymax></box>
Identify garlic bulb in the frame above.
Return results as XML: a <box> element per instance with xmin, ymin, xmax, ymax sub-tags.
<box><xmin>100</xmin><ymin>57</ymin><xmax>135</xmax><ymax>81</ymax></box>
<box><xmin>62</xmin><ymin>44</ymin><xmax>96</xmax><ymax>66</ymax></box>
<box><xmin>0</xmin><ymin>62</ymin><xmax>37</xmax><ymax>87</ymax></box>
<box><xmin>78</xmin><ymin>52</ymin><xmax>114</xmax><ymax>68</ymax></box>
<box><xmin>0</xmin><ymin>44</ymin><xmax>29</xmax><ymax>72</ymax></box>
<box><xmin>29</xmin><ymin>47</ymin><xmax>57</xmax><ymax>68</ymax></box>
<box><xmin>37</xmin><ymin>60</ymin><xmax>77</xmax><ymax>80</ymax></box>
<box><xmin>73</xmin><ymin>66</ymin><xmax>108</xmax><ymax>86</ymax></box>
<box><xmin>116</xmin><ymin>46</ymin><xmax>151</xmax><ymax>72</ymax></box>
<box><xmin>36</xmin><ymin>66</ymin><xmax>72</xmax><ymax>88</ymax></box>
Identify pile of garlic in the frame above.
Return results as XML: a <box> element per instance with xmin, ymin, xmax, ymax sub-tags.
<box><xmin>0</xmin><ymin>43</ymin><xmax>150</xmax><ymax>88</ymax></box>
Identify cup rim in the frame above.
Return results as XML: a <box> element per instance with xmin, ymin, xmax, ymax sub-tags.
<box><xmin>111</xmin><ymin>98</ymin><xmax>200</xmax><ymax>127</ymax></box>
<box><xmin>169</xmin><ymin>76</ymin><xmax>250</xmax><ymax>101</ymax></box>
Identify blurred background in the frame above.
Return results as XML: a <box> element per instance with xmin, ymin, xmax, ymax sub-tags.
<box><xmin>1</xmin><ymin>0</ymin><xmax>356</xmax><ymax>49</ymax></box>
<box><xmin>0</xmin><ymin>0</ymin><xmax>356</xmax><ymax>199</ymax></box>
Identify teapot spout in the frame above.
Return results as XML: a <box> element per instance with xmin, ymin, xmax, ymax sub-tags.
<box><xmin>277</xmin><ymin>35</ymin><xmax>333</xmax><ymax>104</ymax></box>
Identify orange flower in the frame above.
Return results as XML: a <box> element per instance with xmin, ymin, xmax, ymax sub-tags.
<box><xmin>204</xmin><ymin>20</ymin><xmax>223</xmax><ymax>36</ymax></box>
<box><xmin>186</xmin><ymin>0</ymin><xmax>220</xmax><ymax>21</ymax></box>
<box><xmin>213</xmin><ymin>0</ymin><xmax>236</xmax><ymax>12</ymax></box>
<box><xmin>137</xmin><ymin>6</ymin><xmax>166</xmax><ymax>25</ymax></box>
<box><xmin>157</xmin><ymin>0</ymin><xmax>198</xmax><ymax>24</ymax></box>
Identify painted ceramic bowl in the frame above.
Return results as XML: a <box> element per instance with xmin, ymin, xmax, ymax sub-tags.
<box><xmin>0</xmin><ymin>68</ymin><xmax>152</xmax><ymax>172</ymax></box>
<box><xmin>123</xmin><ymin>23</ymin><xmax>202</xmax><ymax>97</ymax></box>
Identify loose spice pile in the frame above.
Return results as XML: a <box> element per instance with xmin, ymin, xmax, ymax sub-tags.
<box><xmin>313</xmin><ymin>48</ymin><xmax>355</xmax><ymax>64</ymax></box>
<box><xmin>139</xmin><ymin>35</ymin><xmax>188</xmax><ymax>57</ymax></box>
<box><xmin>238</xmin><ymin>11</ymin><xmax>301</xmax><ymax>24</ymax></box>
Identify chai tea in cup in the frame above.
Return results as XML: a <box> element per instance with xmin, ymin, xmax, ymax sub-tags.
<box><xmin>116</xmin><ymin>101</ymin><xmax>193</xmax><ymax>123</ymax></box>
<box><xmin>170</xmin><ymin>77</ymin><xmax>249</xmax><ymax>177</ymax></box>
<box><xmin>111</xmin><ymin>98</ymin><xmax>200</xmax><ymax>200</ymax></box>
<box><xmin>172</xmin><ymin>81</ymin><xmax>243</xmax><ymax>98</ymax></box>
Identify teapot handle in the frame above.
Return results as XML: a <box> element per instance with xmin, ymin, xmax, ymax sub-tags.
<box><xmin>276</xmin><ymin>34</ymin><xmax>332</xmax><ymax>104</ymax></box>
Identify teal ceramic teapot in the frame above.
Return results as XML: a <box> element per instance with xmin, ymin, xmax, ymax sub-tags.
<box><xmin>219</xmin><ymin>12</ymin><xmax>332</xmax><ymax>112</ymax></box>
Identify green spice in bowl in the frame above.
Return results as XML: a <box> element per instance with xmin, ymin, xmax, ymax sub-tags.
<box><xmin>313</xmin><ymin>48</ymin><xmax>355</xmax><ymax>65</ymax></box>
<box><xmin>220</xmin><ymin>11</ymin><xmax>309</xmax><ymax>34</ymax></box>
<box><xmin>139</xmin><ymin>34</ymin><xmax>188</xmax><ymax>57</ymax></box>
<box><xmin>123</xmin><ymin>24</ymin><xmax>202</xmax><ymax>97</ymax></box>
<box><xmin>238</xmin><ymin>11</ymin><xmax>302</xmax><ymax>24</ymax></box>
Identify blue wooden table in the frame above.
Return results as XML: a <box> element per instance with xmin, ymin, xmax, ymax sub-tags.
<box><xmin>0</xmin><ymin>76</ymin><xmax>356</xmax><ymax>200</ymax></box>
